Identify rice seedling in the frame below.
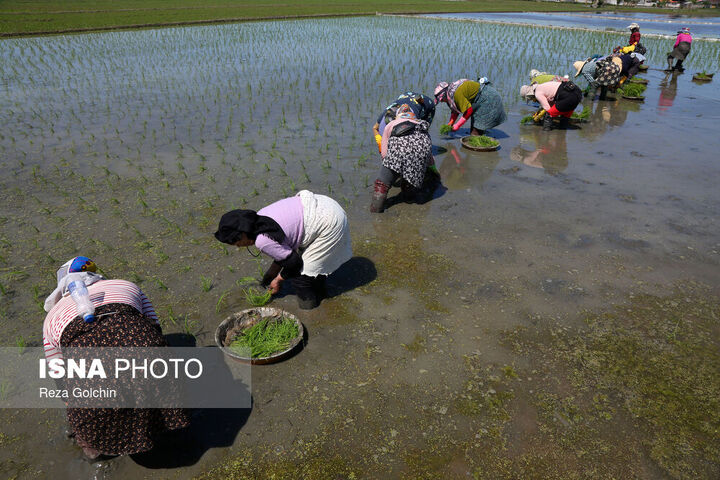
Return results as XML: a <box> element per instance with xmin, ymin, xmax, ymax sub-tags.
<box><xmin>216</xmin><ymin>290</ymin><xmax>230</xmax><ymax>313</ymax></box>
<box><xmin>0</xmin><ymin>381</ymin><xmax>11</xmax><ymax>401</ymax></box>
<box><xmin>229</xmin><ymin>316</ymin><xmax>299</xmax><ymax>358</ymax></box>
<box><xmin>619</xmin><ymin>83</ymin><xmax>646</xmax><ymax>97</ymax></box>
<box><xmin>571</xmin><ymin>106</ymin><xmax>591</xmax><ymax>120</ymax></box>
<box><xmin>201</xmin><ymin>275</ymin><xmax>213</xmax><ymax>292</ymax></box>
<box><xmin>15</xmin><ymin>335</ymin><xmax>26</xmax><ymax>354</ymax></box>
<box><xmin>181</xmin><ymin>315</ymin><xmax>201</xmax><ymax>338</ymax></box>
<box><xmin>243</xmin><ymin>287</ymin><xmax>272</xmax><ymax>307</ymax></box>
<box><xmin>465</xmin><ymin>136</ymin><xmax>499</xmax><ymax>148</ymax></box>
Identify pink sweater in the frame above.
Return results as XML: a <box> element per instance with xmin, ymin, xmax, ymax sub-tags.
<box><xmin>674</xmin><ymin>33</ymin><xmax>692</xmax><ymax>47</ymax></box>
<box><xmin>533</xmin><ymin>81</ymin><xmax>562</xmax><ymax>112</ymax></box>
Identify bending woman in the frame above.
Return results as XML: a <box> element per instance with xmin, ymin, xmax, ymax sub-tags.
<box><xmin>42</xmin><ymin>256</ymin><xmax>189</xmax><ymax>459</ymax></box>
<box><xmin>370</xmin><ymin>105</ymin><xmax>438</xmax><ymax>213</ymax></box>
<box><xmin>667</xmin><ymin>27</ymin><xmax>692</xmax><ymax>72</ymax></box>
<box><xmin>373</xmin><ymin>91</ymin><xmax>435</xmax><ymax>151</ymax></box>
<box><xmin>215</xmin><ymin>190</ymin><xmax>352</xmax><ymax>309</ymax></box>
<box><xmin>434</xmin><ymin>77</ymin><xmax>506</xmax><ymax>136</ymax></box>
<box><xmin>519</xmin><ymin>80</ymin><xmax>582</xmax><ymax>131</ymax></box>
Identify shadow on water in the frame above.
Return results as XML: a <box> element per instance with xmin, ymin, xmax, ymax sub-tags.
<box><xmin>383</xmin><ymin>175</ymin><xmax>446</xmax><ymax>211</ymax></box>
<box><xmin>129</xmin><ymin>334</ymin><xmax>252</xmax><ymax>469</ymax></box>
<box><xmin>129</xmin><ymin>406</ymin><xmax>251</xmax><ymax>469</ymax></box>
<box><xmin>326</xmin><ymin>256</ymin><xmax>377</xmax><ymax>298</ymax></box>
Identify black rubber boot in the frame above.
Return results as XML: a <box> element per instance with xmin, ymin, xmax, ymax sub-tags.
<box><xmin>370</xmin><ymin>180</ymin><xmax>389</xmax><ymax>213</ymax></box>
<box><xmin>291</xmin><ymin>275</ymin><xmax>320</xmax><ymax>310</ymax></box>
<box><xmin>313</xmin><ymin>275</ymin><xmax>327</xmax><ymax>299</ymax></box>
<box><xmin>558</xmin><ymin>117</ymin><xmax>570</xmax><ymax>130</ymax></box>
<box><xmin>599</xmin><ymin>87</ymin><xmax>608</xmax><ymax>100</ymax></box>
<box><xmin>674</xmin><ymin>60</ymin><xmax>684</xmax><ymax>72</ymax></box>
<box><xmin>542</xmin><ymin>114</ymin><xmax>553</xmax><ymax>131</ymax></box>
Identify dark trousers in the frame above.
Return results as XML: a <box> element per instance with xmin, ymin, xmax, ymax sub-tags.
<box><xmin>290</xmin><ymin>274</ymin><xmax>327</xmax><ymax>308</ymax></box>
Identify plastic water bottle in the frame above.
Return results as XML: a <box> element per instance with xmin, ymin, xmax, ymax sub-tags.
<box><xmin>67</xmin><ymin>281</ymin><xmax>96</xmax><ymax>323</ymax></box>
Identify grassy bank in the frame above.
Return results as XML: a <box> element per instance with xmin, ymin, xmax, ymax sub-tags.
<box><xmin>1</xmin><ymin>0</ymin><xmax>718</xmax><ymax>37</ymax></box>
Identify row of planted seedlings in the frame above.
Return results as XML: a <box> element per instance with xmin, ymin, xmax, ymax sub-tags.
<box><xmin>3</xmin><ymin>16</ymin><xmax>720</xmax><ymax>349</ymax></box>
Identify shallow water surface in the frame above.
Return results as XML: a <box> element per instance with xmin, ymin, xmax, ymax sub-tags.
<box><xmin>422</xmin><ymin>11</ymin><xmax>720</xmax><ymax>40</ymax></box>
<box><xmin>1</xmin><ymin>14</ymin><xmax>719</xmax><ymax>479</ymax></box>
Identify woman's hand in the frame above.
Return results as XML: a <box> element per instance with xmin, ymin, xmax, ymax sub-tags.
<box><xmin>269</xmin><ymin>274</ymin><xmax>284</xmax><ymax>294</ymax></box>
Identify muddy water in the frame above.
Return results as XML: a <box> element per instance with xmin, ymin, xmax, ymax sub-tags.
<box><xmin>1</xmin><ymin>15</ymin><xmax>719</xmax><ymax>479</ymax></box>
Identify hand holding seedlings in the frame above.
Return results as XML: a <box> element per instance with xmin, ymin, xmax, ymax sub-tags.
<box><xmin>269</xmin><ymin>274</ymin><xmax>283</xmax><ymax>294</ymax></box>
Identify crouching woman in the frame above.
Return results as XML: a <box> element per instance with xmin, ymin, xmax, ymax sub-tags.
<box><xmin>520</xmin><ymin>80</ymin><xmax>583</xmax><ymax>131</ymax></box>
<box><xmin>370</xmin><ymin>105</ymin><xmax>439</xmax><ymax>213</ymax></box>
<box><xmin>215</xmin><ymin>190</ymin><xmax>352</xmax><ymax>309</ymax></box>
<box><xmin>42</xmin><ymin>256</ymin><xmax>190</xmax><ymax>459</ymax></box>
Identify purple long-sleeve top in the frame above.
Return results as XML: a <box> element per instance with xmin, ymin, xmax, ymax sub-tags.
<box><xmin>255</xmin><ymin>196</ymin><xmax>304</xmax><ymax>261</ymax></box>
<box><xmin>674</xmin><ymin>33</ymin><xmax>692</xmax><ymax>47</ymax></box>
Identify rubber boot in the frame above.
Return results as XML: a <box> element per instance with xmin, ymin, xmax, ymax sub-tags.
<box><xmin>370</xmin><ymin>179</ymin><xmax>389</xmax><ymax>213</ymax></box>
<box><xmin>313</xmin><ymin>275</ymin><xmax>327</xmax><ymax>300</ymax></box>
<box><xmin>674</xmin><ymin>60</ymin><xmax>684</xmax><ymax>72</ymax></box>
<box><xmin>291</xmin><ymin>275</ymin><xmax>320</xmax><ymax>310</ymax></box>
<box><xmin>599</xmin><ymin>87</ymin><xmax>607</xmax><ymax>101</ymax></box>
<box><xmin>558</xmin><ymin>116</ymin><xmax>570</xmax><ymax>130</ymax></box>
<box><xmin>542</xmin><ymin>114</ymin><xmax>553</xmax><ymax>131</ymax></box>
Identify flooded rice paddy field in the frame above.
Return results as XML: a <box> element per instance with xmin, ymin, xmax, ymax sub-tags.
<box><xmin>1</xmin><ymin>14</ymin><xmax>720</xmax><ymax>479</ymax></box>
<box><xmin>424</xmin><ymin>11</ymin><xmax>720</xmax><ymax>40</ymax></box>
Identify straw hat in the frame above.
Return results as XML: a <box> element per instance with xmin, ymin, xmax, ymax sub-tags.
<box><xmin>627</xmin><ymin>23</ymin><xmax>639</xmax><ymax>30</ymax></box>
<box><xmin>573</xmin><ymin>61</ymin><xmax>587</xmax><ymax>77</ymax></box>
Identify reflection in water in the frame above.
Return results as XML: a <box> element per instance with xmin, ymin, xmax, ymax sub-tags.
<box><xmin>576</xmin><ymin>99</ymin><xmax>633</xmax><ymax>141</ymax></box>
<box><xmin>438</xmin><ymin>146</ymin><xmax>500</xmax><ymax>190</ymax></box>
<box><xmin>658</xmin><ymin>72</ymin><xmax>679</xmax><ymax>114</ymax></box>
<box><xmin>511</xmin><ymin>128</ymin><xmax>568</xmax><ymax>174</ymax></box>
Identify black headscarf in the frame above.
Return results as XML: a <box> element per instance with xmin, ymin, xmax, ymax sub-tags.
<box><xmin>214</xmin><ymin>209</ymin><xmax>286</xmax><ymax>245</ymax></box>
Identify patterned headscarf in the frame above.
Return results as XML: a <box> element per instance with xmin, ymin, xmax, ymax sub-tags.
<box><xmin>395</xmin><ymin>104</ymin><xmax>417</xmax><ymax>120</ymax></box>
<box><xmin>434</xmin><ymin>82</ymin><xmax>449</xmax><ymax>104</ymax></box>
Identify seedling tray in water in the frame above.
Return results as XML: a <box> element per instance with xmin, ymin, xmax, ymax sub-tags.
<box><xmin>692</xmin><ymin>74</ymin><xmax>713</xmax><ymax>82</ymax></box>
<box><xmin>215</xmin><ymin>307</ymin><xmax>304</xmax><ymax>364</ymax></box>
<box><xmin>622</xmin><ymin>95</ymin><xmax>645</xmax><ymax>101</ymax></box>
<box><xmin>638</xmin><ymin>64</ymin><xmax>649</xmax><ymax>72</ymax></box>
<box><xmin>628</xmin><ymin>77</ymin><xmax>648</xmax><ymax>85</ymax></box>
<box><xmin>461</xmin><ymin>136</ymin><xmax>499</xmax><ymax>152</ymax></box>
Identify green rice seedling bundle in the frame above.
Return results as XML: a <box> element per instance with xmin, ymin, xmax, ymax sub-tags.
<box><xmin>244</xmin><ymin>287</ymin><xmax>272</xmax><ymax>306</ymax></box>
<box><xmin>465</xmin><ymin>136</ymin><xmax>499</xmax><ymax>148</ymax></box>
<box><xmin>571</xmin><ymin>106</ymin><xmax>591</xmax><ymax>120</ymax></box>
<box><xmin>620</xmin><ymin>83</ymin><xmax>646</xmax><ymax>97</ymax></box>
<box><xmin>229</xmin><ymin>317</ymin><xmax>299</xmax><ymax>358</ymax></box>
<box><xmin>439</xmin><ymin>124</ymin><xmax>452</xmax><ymax>135</ymax></box>
<box><xmin>520</xmin><ymin>114</ymin><xmax>537</xmax><ymax>125</ymax></box>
